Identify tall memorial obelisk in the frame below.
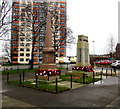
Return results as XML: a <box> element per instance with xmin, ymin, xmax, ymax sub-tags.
<box><xmin>40</xmin><ymin>12</ymin><xmax>56</xmax><ymax>69</ymax></box>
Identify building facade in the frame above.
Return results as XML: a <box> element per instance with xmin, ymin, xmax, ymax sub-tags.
<box><xmin>116</xmin><ymin>43</ymin><xmax>120</xmax><ymax>59</ymax></box>
<box><xmin>11</xmin><ymin>0</ymin><xmax>66</xmax><ymax>64</ymax></box>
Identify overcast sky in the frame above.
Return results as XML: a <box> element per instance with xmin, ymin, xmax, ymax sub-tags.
<box><xmin>66</xmin><ymin>0</ymin><xmax>119</xmax><ymax>56</ymax></box>
<box><xmin>0</xmin><ymin>0</ymin><xmax>119</xmax><ymax>57</ymax></box>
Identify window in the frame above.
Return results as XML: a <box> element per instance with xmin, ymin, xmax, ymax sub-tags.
<box><xmin>27</xmin><ymin>28</ymin><xmax>31</xmax><ymax>31</ymax></box>
<box><xmin>12</xmin><ymin>43</ymin><xmax>18</xmax><ymax>46</ymax></box>
<box><xmin>20</xmin><ymin>53</ymin><xmax>24</xmax><ymax>56</ymax></box>
<box><xmin>20</xmin><ymin>38</ymin><xmax>25</xmax><ymax>41</ymax></box>
<box><xmin>13</xmin><ymin>18</ymin><xmax>19</xmax><ymax>21</ymax></box>
<box><xmin>34</xmin><ymin>59</ymin><xmax>38</xmax><ymax>62</ymax></box>
<box><xmin>21</xmin><ymin>8</ymin><xmax>25</xmax><ymax>12</ymax></box>
<box><xmin>13</xmin><ymin>8</ymin><xmax>19</xmax><ymax>11</ymax></box>
<box><xmin>26</xmin><ymin>48</ymin><xmax>30</xmax><ymax>51</ymax></box>
<box><xmin>13</xmin><ymin>23</ymin><xmax>19</xmax><ymax>26</ymax></box>
<box><xmin>34</xmin><ymin>24</ymin><xmax>38</xmax><ymax>27</ymax></box>
<box><xmin>27</xmin><ymin>33</ymin><xmax>31</xmax><ymax>36</ymax></box>
<box><xmin>20</xmin><ymin>43</ymin><xmax>24</xmax><ymax>46</ymax></box>
<box><xmin>12</xmin><ymin>59</ymin><xmax>18</xmax><ymax>61</ymax></box>
<box><xmin>26</xmin><ymin>59</ymin><xmax>29</xmax><ymax>61</ymax></box>
<box><xmin>20</xmin><ymin>48</ymin><xmax>24</xmax><ymax>51</ymax></box>
<box><xmin>21</xmin><ymin>3</ymin><xmax>26</xmax><ymax>7</ymax></box>
<box><xmin>60</xmin><ymin>12</ymin><xmax>65</xmax><ymax>15</ymax></box>
<box><xmin>13</xmin><ymin>13</ymin><xmax>19</xmax><ymax>16</ymax></box>
<box><xmin>61</xmin><ymin>3</ymin><xmax>66</xmax><ymax>6</ymax></box>
<box><xmin>12</xmin><ymin>38</ymin><xmax>18</xmax><ymax>41</ymax></box>
<box><xmin>21</xmin><ymin>23</ymin><xmax>25</xmax><ymax>26</ymax></box>
<box><xmin>34</xmin><ymin>54</ymin><xmax>38</xmax><ymax>56</ymax></box>
<box><xmin>60</xmin><ymin>8</ymin><xmax>65</xmax><ymax>10</ymax></box>
<box><xmin>13</xmin><ymin>3</ymin><xmax>20</xmax><ymax>6</ymax></box>
<box><xmin>60</xmin><ymin>22</ymin><xmax>65</xmax><ymax>24</ymax></box>
<box><xmin>21</xmin><ymin>13</ymin><xmax>25</xmax><ymax>17</ymax></box>
<box><xmin>26</xmin><ymin>43</ymin><xmax>30</xmax><ymax>46</ymax></box>
<box><xmin>27</xmin><ymin>23</ymin><xmax>31</xmax><ymax>26</ymax></box>
<box><xmin>26</xmin><ymin>38</ymin><xmax>31</xmax><ymax>41</ymax></box>
<box><xmin>33</xmin><ymin>49</ymin><xmax>38</xmax><ymax>52</ymax></box>
<box><xmin>12</xmin><ymin>48</ymin><xmax>18</xmax><ymax>51</ymax></box>
<box><xmin>33</xmin><ymin>5</ymin><xmax>39</xmax><ymax>7</ymax></box>
<box><xmin>12</xmin><ymin>54</ymin><xmax>18</xmax><ymax>56</ymax></box>
<box><xmin>49</xmin><ymin>6</ymin><xmax>53</xmax><ymax>9</ymax></box>
<box><xmin>21</xmin><ymin>18</ymin><xmax>25</xmax><ymax>21</ymax></box>
<box><xmin>60</xmin><ymin>17</ymin><xmax>65</xmax><ymax>19</ymax></box>
<box><xmin>12</xmin><ymin>28</ymin><xmax>19</xmax><ymax>31</ymax></box>
<box><xmin>26</xmin><ymin>53</ymin><xmax>30</xmax><ymax>57</ymax></box>
<box><xmin>20</xmin><ymin>33</ymin><xmax>25</xmax><ymax>36</ymax></box>
<box><xmin>21</xmin><ymin>28</ymin><xmax>25</xmax><ymax>31</ymax></box>
<box><xmin>20</xmin><ymin>58</ymin><xmax>24</xmax><ymax>61</ymax></box>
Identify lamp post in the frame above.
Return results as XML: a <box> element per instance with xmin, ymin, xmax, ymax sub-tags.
<box><xmin>92</xmin><ymin>41</ymin><xmax>95</xmax><ymax>56</ymax></box>
<box><xmin>92</xmin><ymin>41</ymin><xmax>95</xmax><ymax>65</ymax></box>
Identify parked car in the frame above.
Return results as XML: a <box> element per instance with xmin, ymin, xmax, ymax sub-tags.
<box><xmin>111</xmin><ymin>60</ymin><xmax>120</xmax><ymax>68</ymax></box>
<box><xmin>95</xmin><ymin>60</ymin><xmax>111</xmax><ymax>65</ymax></box>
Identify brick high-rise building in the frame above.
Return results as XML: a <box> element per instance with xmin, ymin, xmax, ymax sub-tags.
<box><xmin>11</xmin><ymin>0</ymin><xmax>66</xmax><ymax>64</ymax></box>
<box><xmin>116</xmin><ymin>43</ymin><xmax>120</xmax><ymax>59</ymax></box>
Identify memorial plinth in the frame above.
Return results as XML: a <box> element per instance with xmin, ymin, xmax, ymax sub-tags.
<box><xmin>36</xmin><ymin>12</ymin><xmax>60</xmax><ymax>81</ymax></box>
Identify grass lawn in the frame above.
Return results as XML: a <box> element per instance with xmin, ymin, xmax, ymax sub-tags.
<box><xmin>8</xmin><ymin>80</ymin><xmax>70</xmax><ymax>93</ymax></box>
<box><xmin>61</xmin><ymin>75</ymin><xmax>101</xmax><ymax>84</ymax></box>
<box><xmin>1</xmin><ymin>68</ymin><xmax>39</xmax><ymax>75</ymax></box>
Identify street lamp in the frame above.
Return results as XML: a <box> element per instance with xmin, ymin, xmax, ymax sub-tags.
<box><xmin>92</xmin><ymin>41</ymin><xmax>95</xmax><ymax>65</ymax></box>
<box><xmin>92</xmin><ymin>41</ymin><xmax>95</xmax><ymax>56</ymax></box>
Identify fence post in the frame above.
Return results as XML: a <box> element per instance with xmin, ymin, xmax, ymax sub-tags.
<box><xmin>4</xmin><ymin>67</ymin><xmax>5</xmax><ymax>73</ymax></box>
<box><xmin>56</xmin><ymin>78</ymin><xmax>58</xmax><ymax>94</ymax></box>
<box><xmin>113</xmin><ymin>67</ymin><xmax>116</xmax><ymax>75</ymax></box>
<box><xmin>7</xmin><ymin>72</ymin><xmax>9</xmax><ymax>83</ymax></box>
<box><xmin>102</xmin><ymin>68</ymin><xmax>103</xmax><ymax>72</ymax></box>
<box><xmin>101</xmin><ymin>71</ymin><xmax>103</xmax><ymax>80</ymax></box>
<box><xmin>66</xmin><ymin>63</ymin><xmax>68</xmax><ymax>71</ymax></box>
<box><xmin>106</xmin><ymin>69</ymin><xmax>108</xmax><ymax>78</ymax></box>
<box><xmin>19</xmin><ymin>73</ymin><xmax>21</xmax><ymax>84</ymax></box>
<box><xmin>70</xmin><ymin>75</ymin><xmax>72</xmax><ymax>89</ymax></box>
<box><xmin>23</xmin><ymin>71</ymin><xmax>25</xmax><ymax>81</ymax></box>
<box><xmin>59</xmin><ymin>69</ymin><xmax>61</xmax><ymax>79</ymax></box>
<box><xmin>111</xmin><ymin>69</ymin><xmax>112</xmax><ymax>76</ymax></box>
<box><xmin>17</xmin><ymin>67</ymin><xmax>19</xmax><ymax>73</ymax></box>
<box><xmin>83</xmin><ymin>73</ymin><xmax>85</xmax><ymax>84</ymax></box>
<box><xmin>93</xmin><ymin>71</ymin><xmax>95</xmax><ymax>84</ymax></box>
<box><xmin>36</xmin><ymin>74</ymin><xmax>38</xmax><ymax>88</ymax></box>
<box><xmin>48</xmin><ymin>72</ymin><xmax>49</xmax><ymax>81</ymax></box>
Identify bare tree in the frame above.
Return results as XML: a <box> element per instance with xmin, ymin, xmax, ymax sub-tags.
<box><xmin>2</xmin><ymin>41</ymin><xmax>10</xmax><ymax>58</ymax></box>
<box><xmin>106</xmin><ymin>34</ymin><xmax>116</xmax><ymax>58</ymax></box>
<box><xmin>66</xmin><ymin>27</ymin><xmax>76</xmax><ymax>48</ymax></box>
<box><xmin>0</xmin><ymin>0</ymin><xmax>12</xmax><ymax>38</ymax></box>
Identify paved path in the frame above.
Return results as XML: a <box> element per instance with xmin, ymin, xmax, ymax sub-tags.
<box><xmin>1</xmin><ymin>73</ymin><xmax>119</xmax><ymax>108</ymax></box>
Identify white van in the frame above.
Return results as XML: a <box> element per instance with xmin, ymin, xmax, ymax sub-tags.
<box><xmin>111</xmin><ymin>60</ymin><xmax>120</xmax><ymax>68</ymax></box>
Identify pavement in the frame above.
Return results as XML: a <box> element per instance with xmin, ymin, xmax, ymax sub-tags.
<box><xmin>1</xmin><ymin>69</ymin><xmax>120</xmax><ymax>108</ymax></box>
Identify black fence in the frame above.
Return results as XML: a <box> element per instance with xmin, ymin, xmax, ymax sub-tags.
<box><xmin>5</xmin><ymin>67</ymin><xmax>117</xmax><ymax>94</ymax></box>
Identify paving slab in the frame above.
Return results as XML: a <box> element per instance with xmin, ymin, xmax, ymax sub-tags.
<box><xmin>1</xmin><ymin>94</ymin><xmax>36</xmax><ymax>107</ymax></box>
<box><xmin>50</xmin><ymin>81</ymin><xmax>84</xmax><ymax>89</ymax></box>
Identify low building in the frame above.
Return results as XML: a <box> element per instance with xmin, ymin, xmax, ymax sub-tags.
<box><xmin>116</xmin><ymin>43</ymin><xmax>120</xmax><ymax>59</ymax></box>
